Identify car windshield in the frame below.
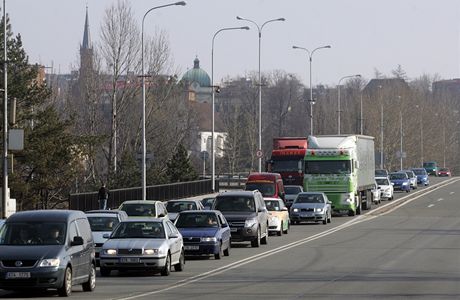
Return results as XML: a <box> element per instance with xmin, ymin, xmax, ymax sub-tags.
<box><xmin>87</xmin><ymin>216</ymin><xmax>119</xmax><ymax>232</ymax></box>
<box><xmin>264</xmin><ymin>200</ymin><xmax>281</xmax><ymax>211</ymax></box>
<box><xmin>0</xmin><ymin>222</ymin><xmax>66</xmax><ymax>245</ymax></box>
<box><xmin>390</xmin><ymin>173</ymin><xmax>407</xmax><ymax>180</ymax></box>
<box><xmin>295</xmin><ymin>194</ymin><xmax>324</xmax><ymax>204</ymax></box>
<box><xmin>375</xmin><ymin>169</ymin><xmax>387</xmax><ymax>176</ymax></box>
<box><xmin>285</xmin><ymin>186</ymin><xmax>302</xmax><ymax>194</ymax></box>
<box><xmin>214</xmin><ymin>196</ymin><xmax>256</xmax><ymax>212</ymax></box>
<box><xmin>201</xmin><ymin>198</ymin><xmax>215</xmax><ymax>207</ymax></box>
<box><xmin>120</xmin><ymin>203</ymin><xmax>156</xmax><ymax>217</ymax></box>
<box><xmin>404</xmin><ymin>171</ymin><xmax>414</xmax><ymax>178</ymax></box>
<box><xmin>376</xmin><ymin>178</ymin><xmax>389</xmax><ymax>185</ymax></box>
<box><xmin>412</xmin><ymin>169</ymin><xmax>426</xmax><ymax>175</ymax></box>
<box><xmin>439</xmin><ymin>168</ymin><xmax>449</xmax><ymax>171</ymax></box>
<box><xmin>111</xmin><ymin>222</ymin><xmax>165</xmax><ymax>239</ymax></box>
<box><xmin>305</xmin><ymin>160</ymin><xmax>351</xmax><ymax>174</ymax></box>
<box><xmin>175</xmin><ymin>213</ymin><xmax>218</xmax><ymax>228</ymax></box>
<box><xmin>270</xmin><ymin>159</ymin><xmax>303</xmax><ymax>172</ymax></box>
<box><xmin>166</xmin><ymin>201</ymin><xmax>197</xmax><ymax>213</ymax></box>
<box><xmin>245</xmin><ymin>183</ymin><xmax>275</xmax><ymax>197</ymax></box>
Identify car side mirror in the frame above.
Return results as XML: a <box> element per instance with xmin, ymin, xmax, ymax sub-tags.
<box><xmin>103</xmin><ymin>233</ymin><xmax>110</xmax><ymax>239</ymax></box>
<box><xmin>221</xmin><ymin>223</ymin><xmax>228</xmax><ymax>228</ymax></box>
<box><xmin>169</xmin><ymin>233</ymin><xmax>178</xmax><ymax>239</ymax></box>
<box><xmin>377</xmin><ymin>186</ymin><xmax>381</xmax><ymax>189</ymax></box>
<box><xmin>71</xmin><ymin>236</ymin><xmax>84</xmax><ymax>246</ymax></box>
<box><xmin>158</xmin><ymin>214</ymin><xmax>165</xmax><ymax>218</ymax></box>
<box><xmin>281</xmin><ymin>207</ymin><xmax>288</xmax><ymax>211</ymax></box>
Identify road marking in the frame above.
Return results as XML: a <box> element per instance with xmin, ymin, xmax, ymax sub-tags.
<box><xmin>115</xmin><ymin>177</ymin><xmax>460</xmax><ymax>300</ymax></box>
<box><xmin>437</xmin><ymin>198</ymin><xmax>444</xmax><ymax>202</ymax></box>
<box><xmin>428</xmin><ymin>204</ymin><xmax>435</xmax><ymax>208</ymax></box>
<box><xmin>450</xmin><ymin>192</ymin><xmax>455</xmax><ymax>195</ymax></box>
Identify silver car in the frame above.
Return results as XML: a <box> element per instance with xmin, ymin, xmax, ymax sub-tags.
<box><xmin>99</xmin><ymin>218</ymin><xmax>184</xmax><ymax>276</ymax></box>
<box><xmin>290</xmin><ymin>192</ymin><xmax>331</xmax><ymax>225</ymax></box>
<box><xmin>284</xmin><ymin>185</ymin><xmax>304</xmax><ymax>209</ymax></box>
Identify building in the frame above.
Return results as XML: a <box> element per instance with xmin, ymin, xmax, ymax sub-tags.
<box><xmin>181</xmin><ymin>57</ymin><xmax>212</xmax><ymax>103</ymax></box>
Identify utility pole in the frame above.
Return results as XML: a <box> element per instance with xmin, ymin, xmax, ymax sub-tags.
<box><xmin>2</xmin><ymin>0</ymin><xmax>8</xmax><ymax>219</ymax></box>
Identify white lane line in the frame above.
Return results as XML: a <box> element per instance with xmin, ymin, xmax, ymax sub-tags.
<box><xmin>450</xmin><ymin>192</ymin><xmax>455</xmax><ymax>195</ymax></box>
<box><xmin>428</xmin><ymin>204</ymin><xmax>435</xmax><ymax>208</ymax></box>
<box><xmin>437</xmin><ymin>198</ymin><xmax>444</xmax><ymax>202</ymax></box>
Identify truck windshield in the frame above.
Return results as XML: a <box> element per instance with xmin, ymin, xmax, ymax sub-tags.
<box><xmin>423</xmin><ymin>162</ymin><xmax>435</xmax><ymax>167</ymax></box>
<box><xmin>270</xmin><ymin>159</ymin><xmax>303</xmax><ymax>172</ymax></box>
<box><xmin>245</xmin><ymin>183</ymin><xmax>275</xmax><ymax>197</ymax></box>
<box><xmin>305</xmin><ymin>160</ymin><xmax>351</xmax><ymax>174</ymax></box>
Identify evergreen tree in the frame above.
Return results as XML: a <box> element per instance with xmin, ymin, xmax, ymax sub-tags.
<box><xmin>111</xmin><ymin>151</ymin><xmax>141</xmax><ymax>188</ymax></box>
<box><xmin>165</xmin><ymin>144</ymin><xmax>198</xmax><ymax>182</ymax></box>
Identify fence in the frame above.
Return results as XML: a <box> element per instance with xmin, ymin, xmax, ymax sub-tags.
<box><xmin>69</xmin><ymin>179</ymin><xmax>217</xmax><ymax>211</ymax></box>
<box><xmin>216</xmin><ymin>173</ymin><xmax>248</xmax><ymax>189</ymax></box>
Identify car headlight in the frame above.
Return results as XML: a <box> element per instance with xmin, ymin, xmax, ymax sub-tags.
<box><xmin>292</xmin><ymin>208</ymin><xmax>299</xmax><ymax>212</ymax></box>
<box><xmin>402</xmin><ymin>182</ymin><xmax>408</xmax><ymax>185</ymax></box>
<box><xmin>315</xmin><ymin>208</ymin><xmax>323</xmax><ymax>212</ymax></box>
<box><xmin>104</xmin><ymin>249</ymin><xmax>117</xmax><ymax>255</ymax></box>
<box><xmin>201</xmin><ymin>237</ymin><xmax>217</xmax><ymax>242</ymax></box>
<box><xmin>144</xmin><ymin>249</ymin><xmax>159</xmax><ymax>255</ymax></box>
<box><xmin>39</xmin><ymin>258</ymin><xmax>60</xmax><ymax>267</ymax></box>
<box><xmin>245</xmin><ymin>218</ymin><xmax>258</xmax><ymax>228</ymax></box>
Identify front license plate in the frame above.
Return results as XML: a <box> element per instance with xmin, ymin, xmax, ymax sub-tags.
<box><xmin>301</xmin><ymin>213</ymin><xmax>312</xmax><ymax>218</ymax></box>
<box><xmin>6</xmin><ymin>272</ymin><xmax>30</xmax><ymax>279</ymax></box>
<box><xmin>120</xmin><ymin>257</ymin><xmax>140</xmax><ymax>263</ymax></box>
<box><xmin>230</xmin><ymin>227</ymin><xmax>237</xmax><ymax>232</ymax></box>
<box><xmin>184</xmin><ymin>245</ymin><xmax>199</xmax><ymax>250</ymax></box>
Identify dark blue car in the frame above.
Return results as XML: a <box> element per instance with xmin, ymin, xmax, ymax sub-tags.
<box><xmin>389</xmin><ymin>172</ymin><xmax>411</xmax><ymax>193</ymax></box>
<box><xmin>411</xmin><ymin>168</ymin><xmax>430</xmax><ymax>186</ymax></box>
<box><xmin>175</xmin><ymin>210</ymin><xmax>231</xmax><ymax>259</ymax></box>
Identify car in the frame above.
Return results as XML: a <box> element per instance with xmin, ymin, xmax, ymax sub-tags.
<box><xmin>290</xmin><ymin>192</ymin><xmax>331</xmax><ymax>225</ymax></box>
<box><xmin>212</xmin><ymin>190</ymin><xmax>269</xmax><ymax>248</ymax></box>
<box><xmin>174</xmin><ymin>210</ymin><xmax>231</xmax><ymax>259</ymax></box>
<box><xmin>99</xmin><ymin>218</ymin><xmax>184</xmax><ymax>277</ymax></box>
<box><xmin>85</xmin><ymin>210</ymin><xmax>128</xmax><ymax>265</ymax></box>
<box><xmin>423</xmin><ymin>161</ymin><xmax>438</xmax><ymax>176</ymax></box>
<box><xmin>0</xmin><ymin>219</ymin><xmax>4</xmax><ymax>230</ymax></box>
<box><xmin>411</xmin><ymin>168</ymin><xmax>430</xmax><ymax>186</ymax></box>
<box><xmin>389</xmin><ymin>172</ymin><xmax>411</xmax><ymax>193</ymax></box>
<box><xmin>375</xmin><ymin>176</ymin><xmax>394</xmax><ymax>200</ymax></box>
<box><xmin>375</xmin><ymin>169</ymin><xmax>389</xmax><ymax>177</ymax></box>
<box><xmin>283</xmin><ymin>185</ymin><xmax>303</xmax><ymax>210</ymax></box>
<box><xmin>264</xmin><ymin>198</ymin><xmax>290</xmax><ymax>236</ymax></box>
<box><xmin>371</xmin><ymin>180</ymin><xmax>381</xmax><ymax>204</ymax></box>
<box><xmin>0</xmin><ymin>210</ymin><xmax>96</xmax><ymax>297</ymax></box>
<box><xmin>118</xmin><ymin>200</ymin><xmax>168</xmax><ymax>219</ymax></box>
<box><xmin>201</xmin><ymin>197</ymin><xmax>215</xmax><ymax>210</ymax></box>
<box><xmin>166</xmin><ymin>199</ymin><xmax>204</xmax><ymax>222</ymax></box>
<box><xmin>400</xmin><ymin>170</ymin><xmax>417</xmax><ymax>189</ymax></box>
<box><xmin>438</xmin><ymin>167</ymin><xmax>451</xmax><ymax>177</ymax></box>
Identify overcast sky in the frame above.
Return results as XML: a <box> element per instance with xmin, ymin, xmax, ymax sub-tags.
<box><xmin>7</xmin><ymin>0</ymin><xmax>460</xmax><ymax>86</ymax></box>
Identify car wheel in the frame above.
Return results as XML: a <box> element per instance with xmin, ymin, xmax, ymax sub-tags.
<box><xmin>406</xmin><ymin>189</ymin><xmax>410</xmax><ymax>193</ymax></box>
<box><xmin>283</xmin><ymin>222</ymin><xmax>289</xmax><ymax>234</ymax></box>
<box><xmin>161</xmin><ymin>254</ymin><xmax>171</xmax><ymax>276</ymax></box>
<box><xmin>100</xmin><ymin>267</ymin><xmax>111</xmax><ymax>277</ymax></box>
<box><xmin>174</xmin><ymin>249</ymin><xmax>185</xmax><ymax>271</ymax></box>
<box><xmin>322</xmin><ymin>216</ymin><xmax>327</xmax><ymax>225</ymax></box>
<box><xmin>82</xmin><ymin>263</ymin><xmax>96</xmax><ymax>292</ymax></box>
<box><xmin>277</xmin><ymin>222</ymin><xmax>283</xmax><ymax>236</ymax></box>
<box><xmin>261</xmin><ymin>225</ymin><xmax>268</xmax><ymax>245</ymax></box>
<box><xmin>214</xmin><ymin>243</ymin><xmax>223</xmax><ymax>260</ymax></box>
<box><xmin>251</xmin><ymin>228</ymin><xmax>260</xmax><ymax>248</ymax></box>
<box><xmin>58</xmin><ymin>266</ymin><xmax>72</xmax><ymax>297</ymax></box>
<box><xmin>327</xmin><ymin>213</ymin><xmax>331</xmax><ymax>223</ymax></box>
<box><xmin>223</xmin><ymin>240</ymin><xmax>230</xmax><ymax>256</ymax></box>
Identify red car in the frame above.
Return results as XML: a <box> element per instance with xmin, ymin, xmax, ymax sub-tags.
<box><xmin>438</xmin><ymin>168</ymin><xmax>452</xmax><ymax>177</ymax></box>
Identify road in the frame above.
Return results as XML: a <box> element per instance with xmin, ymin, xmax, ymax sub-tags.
<box><xmin>2</xmin><ymin>177</ymin><xmax>459</xmax><ymax>299</ymax></box>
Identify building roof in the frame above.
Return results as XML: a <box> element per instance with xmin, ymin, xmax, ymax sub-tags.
<box><xmin>81</xmin><ymin>6</ymin><xmax>91</xmax><ymax>50</ymax></box>
<box><xmin>181</xmin><ymin>57</ymin><xmax>211</xmax><ymax>88</ymax></box>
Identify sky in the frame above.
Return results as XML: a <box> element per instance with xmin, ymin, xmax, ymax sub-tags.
<box><xmin>7</xmin><ymin>0</ymin><xmax>460</xmax><ymax>86</ymax></box>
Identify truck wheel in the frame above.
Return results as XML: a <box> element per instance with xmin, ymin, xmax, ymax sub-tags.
<box><xmin>356</xmin><ymin>203</ymin><xmax>361</xmax><ymax>215</ymax></box>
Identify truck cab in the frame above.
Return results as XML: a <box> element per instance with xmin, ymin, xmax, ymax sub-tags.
<box><xmin>245</xmin><ymin>172</ymin><xmax>285</xmax><ymax>200</ymax></box>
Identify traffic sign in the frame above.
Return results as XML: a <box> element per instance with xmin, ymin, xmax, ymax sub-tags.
<box><xmin>256</xmin><ymin>150</ymin><xmax>263</xmax><ymax>158</ymax></box>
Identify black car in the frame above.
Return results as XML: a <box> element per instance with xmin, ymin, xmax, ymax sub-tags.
<box><xmin>0</xmin><ymin>210</ymin><xmax>96</xmax><ymax>297</ymax></box>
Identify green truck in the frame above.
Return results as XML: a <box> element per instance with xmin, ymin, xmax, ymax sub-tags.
<box><xmin>304</xmin><ymin>135</ymin><xmax>375</xmax><ymax>216</ymax></box>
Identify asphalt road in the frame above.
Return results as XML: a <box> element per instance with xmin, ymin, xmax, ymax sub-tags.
<box><xmin>2</xmin><ymin>176</ymin><xmax>459</xmax><ymax>299</ymax></box>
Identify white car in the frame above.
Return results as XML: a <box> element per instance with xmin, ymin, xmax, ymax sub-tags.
<box><xmin>99</xmin><ymin>218</ymin><xmax>184</xmax><ymax>276</ymax></box>
<box><xmin>375</xmin><ymin>176</ymin><xmax>394</xmax><ymax>200</ymax></box>
<box><xmin>371</xmin><ymin>180</ymin><xmax>381</xmax><ymax>204</ymax></box>
<box><xmin>118</xmin><ymin>200</ymin><xmax>168</xmax><ymax>219</ymax></box>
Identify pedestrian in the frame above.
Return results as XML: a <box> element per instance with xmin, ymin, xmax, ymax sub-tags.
<box><xmin>98</xmin><ymin>183</ymin><xmax>109</xmax><ymax>210</ymax></box>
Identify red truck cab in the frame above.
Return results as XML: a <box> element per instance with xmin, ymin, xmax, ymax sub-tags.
<box><xmin>245</xmin><ymin>172</ymin><xmax>285</xmax><ymax>200</ymax></box>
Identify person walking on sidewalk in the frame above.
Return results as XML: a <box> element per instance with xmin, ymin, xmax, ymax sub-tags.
<box><xmin>98</xmin><ymin>183</ymin><xmax>109</xmax><ymax>210</ymax></box>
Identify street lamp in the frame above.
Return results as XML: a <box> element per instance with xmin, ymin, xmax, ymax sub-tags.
<box><xmin>141</xmin><ymin>1</ymin><xmax>186</xmax><ymax>201</ymax></box>
<box><xmin>292</xmin><ymin>45</ymin><xmax>331</xmax><ymax>135</ymax></box>
<box><xmin>237</xmin><ymin>16</ymin><xmax>285</xmax><ymax>172</ymax></box>
<box><xmin>337</xmin><ymin>74</ymin><xmax>361</xmax><ymax>134</ymax></box>
<box><xmin>415</xmin><ymin>104</ymin><xmax>423</xmax><ymax>166</ymax></box>
<box><xmin>2</xmin><ymin>0</ymin><xmax>8</xmax><ymax>218</ymax></box>
<box><xmin>211</xmin><ymin>26</ymin><xmax>250</xmax><ymax>191</ymax></box>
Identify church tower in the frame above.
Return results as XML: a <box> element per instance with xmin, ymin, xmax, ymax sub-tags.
<box><xmin>80</xmin><ymin>6</ymin><xmax>93</xmax><ymax>76</ymax></box>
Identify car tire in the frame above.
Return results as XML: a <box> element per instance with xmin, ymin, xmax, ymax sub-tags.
<box><xmin>277</xmin><ymin>222</ymin><xmax>283</xmax><ymax>236</ymax></box>
<box><xmin>223</xmin><ymin>240</ymin><xmax>230</xmax><ymax>256</ymax></box>
<box><xmin>322</xmin><ymin>216</ymin><xmax>327</xmax><ymax>224</ymax></box>
<box><xmin>283</xmin><ymin>222</ymin><xmax>289</xmax><ymax>234</ymax></box>
<box><xmin>251</xmin><ymin>228</ymin><xmax>261</xmax><ymax>248</ymax></box>
<box><xmin>214</xmin><ymin>243</ymin><xmax>223</xmax><ymax>260</ymax></box>
<box><xmin>261</xmin><ymin>225</ymin><xmax>268</xmax><ymax>245</ymax></box>
<box><xmin>100</xmin><ymin>267</ymin><xmax>111</xmax><ymax>277</ymax></box>
<box><xmin>58</xmin><ymin>266</ymin><xmax>72</xmax><ymax>297</ymax></box>
<box><xmin>327</xmin><ymin>213</ymin><xmax>331</xmax><ymax>223</ymax></box>
<box><xmin>174</xmin><ymin>249</ymin><xmax>185</xmax><ymax>271</ymax></box>
<box><xmin>161</xmin><ymin>254</ymin><xmax>171</xmax><ymax>276</ymax></box>
<box><xmin>406</xmin><ymin>189</ymin><xmax>410</xmax><ymax>193</ymax></box>
<box><xmin>82</xmin><ymin>263</ymin><xmax>96</xmax><ymax>292</ymax></box>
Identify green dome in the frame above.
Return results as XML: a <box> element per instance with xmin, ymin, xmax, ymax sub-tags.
<box><xmin>181</xmin><ymin>57</ymin><xmax>211</xmax><ymax>88</ymax></box>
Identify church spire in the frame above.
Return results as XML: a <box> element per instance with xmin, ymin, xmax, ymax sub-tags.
<box><xmin>81</xmin><ymin>6</ymin><xmax>91</xmax><ymax>49</ymax></box>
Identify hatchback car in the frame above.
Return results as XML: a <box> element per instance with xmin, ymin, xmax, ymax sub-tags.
<box><xmin>438</xmin><ymin>167</ymin><xmax>451</xmax><ymax>177</ymax></box>
<box><xmin>166</xmin><ymin>199</ymin><xmax>204</xmax><ymax>222</ymax></box>
<box><xmin>290</xmin><ymin>192</ymin><xmax>331</xmax><ymax>225</ymax></box>
<box><xmin>411</xmin><ymin>168</ymin><xmax>430</xmax><ymax>186</ymax></box>
<box><xmin>264</xmin><ymin>198</ymin><xmax>290</xmax><ymax>235</ymax></box>
<box><xmin>175</xmin><ymin>210</ymin><xmax>230</xmax><ymax>259</ymax></box>
<box><xmin>389</xmin><ymin>172</ymin><xmax>411</xmax><ymax>193</ymax></box>
<box><xmin>375</xmin><ymin>176</ymin><xmax>394</xmax><ymax>200</ymax></box>
<box><xmin>118</xmin><ymin>200</ymin><xmax>168</xmax><ymax>219</ymax></box>
<box><xmin>400</xmin><ymin>170</ymin><xmax>417</xmax><ymax>189</ymax></box>
<box><xmin>283</xmin><ymin>185</ymin><xmax>303</xmax><ymax>209</ymax></box>
<box><xmin>99</xmin><ymin>218</ymin><xmax>184</xmax><ymax>276</ymax></box>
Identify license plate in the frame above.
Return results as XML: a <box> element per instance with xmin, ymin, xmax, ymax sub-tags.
<box><xmin>301</xmin><ymin>213</ymin><xmax>313</xmax><ymax>218</ymax></box>
<box><xmin>184</xmin><ymin>245</ymin><xmax>199</xmax><ymax>250</ymax></box>
<box><xmin>6</xmin><ymin>272</ymin><xmax>30</xmax><ymax>279</ymax></box>
<box><xmin>120</xmin><ymin>257</ymin><xmax>140</xmax><ymax>263</ymax></box>
<box><xmin>230</xmin><ymin>227</ymin><xmax>238</xmax><ymax>232</ymax></box>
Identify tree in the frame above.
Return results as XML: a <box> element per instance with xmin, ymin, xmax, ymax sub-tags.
<box><xmin>165</xmin><ymin>144</ymin><xmax>198</xmax><ymax>182</ymax></box>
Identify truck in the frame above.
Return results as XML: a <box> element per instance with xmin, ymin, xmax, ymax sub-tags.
<box><xmin>304</xmin><ymin>135</ymin><xmax>375</xmax><ymax>216</ymax></box>
<box><xmin>266</xmin><ymin>137</ymin><xmax>308</xmax><ymax>186</ymax></box>
<box><xmin>422</xmin><ymin>161</ymin><xmax>438</xmax><ymax>176</ymax></box>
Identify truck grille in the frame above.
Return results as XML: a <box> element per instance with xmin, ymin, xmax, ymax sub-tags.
<box><xmin>306</xmin><ymin>183</ymin><xmax>348</xmax><ymax>193</ymax></box>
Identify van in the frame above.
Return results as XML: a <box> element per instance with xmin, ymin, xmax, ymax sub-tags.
<box><xmin>245</xmin><ymin>172</ymin><xmax>285</xmax><ymax>200</ymax></box>
<box><xmin>0</xmin><ymin>210</ymin><xmax>96</xmax><ymax>297</ymax></box>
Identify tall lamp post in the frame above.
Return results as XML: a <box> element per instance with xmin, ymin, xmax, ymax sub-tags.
<box><xmin>237</xmin><ymin>16</ymin><xmax>285</xmax><ymax>172</ymax></box>
<box><xmin>211</xmin><ymin>26</ymin><xmax>250</xmax><ymax>191</ymax></box>
<box><xmin>2</xmin><ymin>0</ymin><xmax>8</xmax><ymax>218</ymax></box>
<box><xmin>337</xmin><ymin>74</ymin><xmax>361</xmax><ymax>134</ymax></box>
<box><xmin>415</xmin><ymin>104</ymin><xmax>423</xmax><ymax>166</ymax></box>
<box><xmin>292</xmin><ymin>45</ymin><xmax>331</xmax><ymax>135</ymax></box>
<box><xmin>141</xmin><ymin>1</ymin><xmax>186</xmax><ymax>201</ymax></box>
